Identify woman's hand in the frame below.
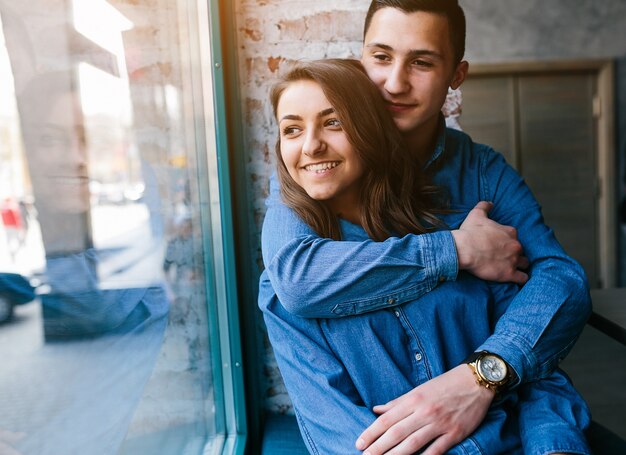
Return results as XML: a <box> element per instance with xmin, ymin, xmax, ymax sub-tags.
<box><xmin>355</xmin><ymin>365</ymin><xmax>495</xmax><ymax>455</ymax></box>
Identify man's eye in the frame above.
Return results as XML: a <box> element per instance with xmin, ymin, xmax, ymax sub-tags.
<box><xmin>373</xmin><ymin>53</ymin><xmax>390</xmax><ymax>62</ymax></box>
<box><xmin>413</xmin><ymin>59</ymin><xmax>433</xmax><ymax>68</ymax></box>
<box><xmin>38</xmin><ymin>134</ymin><xmax>70</xmax><ymax>147</ymax></box>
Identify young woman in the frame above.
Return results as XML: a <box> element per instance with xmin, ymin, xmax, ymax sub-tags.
<box><xmin>259</xmin><ymin>59</ymin><xmax>590</xmax><ymax>455</ymax></box>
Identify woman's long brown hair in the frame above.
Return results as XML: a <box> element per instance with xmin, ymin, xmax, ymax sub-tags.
<box><xmin>271</xmin><ymin>59</ymin><xmax>442</xmax><ymax>241</ymax></box>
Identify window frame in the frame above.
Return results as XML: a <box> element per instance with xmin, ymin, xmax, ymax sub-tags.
<box><xmin>194</xmin><ymin>0</ymin><xmax>248</xmax><ymax>453</ymax></box>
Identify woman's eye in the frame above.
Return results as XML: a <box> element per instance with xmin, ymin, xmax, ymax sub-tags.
<box><xmin>325</xmin><ymin>119</ymin><xmax>342</xmax><ymax>128</ymax></box>
<box><xmin>282</xmin><ymin>126</ymin><xmax>301</xmax><ymax>136</ymax></box>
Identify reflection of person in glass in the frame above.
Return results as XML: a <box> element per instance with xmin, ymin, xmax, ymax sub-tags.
<box><xmin>164</xmin><ymin>214</ymin><xmax>195</xmax><ymax>283</ymax></box>
<box><xmin>0</xmin><ymin>71</ymin><xmax>169</xmax><ymax>455</ymax></box>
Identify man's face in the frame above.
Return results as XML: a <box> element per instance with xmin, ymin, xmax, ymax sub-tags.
<box><xmin>23</xmin><ymin>91</ymin><xmax>90</xmax><ymax>214</ymax></box>
<box><xmin>361</xmin><ymin>8</ymin><xmax>467</xmax><ymax>136</ymax></box>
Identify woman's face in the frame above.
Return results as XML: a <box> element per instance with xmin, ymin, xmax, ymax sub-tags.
<box><xmin>277</xmin><ymin>80</ymin><xmax>364</xmax><ymax>218</ymax></box>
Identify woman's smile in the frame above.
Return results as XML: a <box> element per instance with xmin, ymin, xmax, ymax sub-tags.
<box><xmin>302</xmin><ymin>161</ymin><xmax>341</xmax><ymax>173</ymax></box>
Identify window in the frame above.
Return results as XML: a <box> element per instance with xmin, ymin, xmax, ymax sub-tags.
<box><xmin>0</xmin><ymin>1</ymin><xmax>244</xmax><ymax>454</ymax></box>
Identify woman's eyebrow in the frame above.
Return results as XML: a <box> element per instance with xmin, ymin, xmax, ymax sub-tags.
<box><xmin>280</xmin><ymin>107</ymin><xmax>335</xmax><ymax>123</ymax></box>
<box><xmin>279</xmin><ymin>114</ymin><xmax>302</xmax><ymax>122</ymax></box>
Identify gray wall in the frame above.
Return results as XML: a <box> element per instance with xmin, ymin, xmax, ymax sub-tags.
<box><xmin>462</xmin><ymin>0</ymin><xmax>626</xmax><ymax>62</ymax></box>
<box><xmin>460</xmin><ymin>0</ymin><xmax>626</xmax><ymax>284</ymax></box>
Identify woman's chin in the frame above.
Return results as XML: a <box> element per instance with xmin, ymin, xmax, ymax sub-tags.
<box><xmin>304</xmin><ymin>189</ymin><xmax>335</xmax><ymax>202</ymax></box>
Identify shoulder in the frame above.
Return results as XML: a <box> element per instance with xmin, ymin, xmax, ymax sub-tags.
<box><xmin>445</xmin><ymin>127</ymin><xmax>497</xmax><ymax>157</ymax></box>
<box><xmin>444</xmin><ymin>127</ymin><xmax>512</xmax><ymax>171</ymax></box>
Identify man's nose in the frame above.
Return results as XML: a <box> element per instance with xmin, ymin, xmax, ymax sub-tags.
<box><xmin>71</xmin><ymin>125</ymin><xmax>89</xmax><ymax>173</ymax></box>
<box><xmin>302</xmin><ymin>128</ymin><xmax>325</xmax><ymax>157</ymax></box>
<box><xmin>384</xmin><ymin>63</ymin><xmax>409</xmax><ymax>95</ymax></box>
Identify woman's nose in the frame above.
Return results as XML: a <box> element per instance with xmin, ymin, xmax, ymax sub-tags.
<box><xmin>302</xmin><ymin>129</ymin><xmax>326</xmax><ymax>157</ymax></box>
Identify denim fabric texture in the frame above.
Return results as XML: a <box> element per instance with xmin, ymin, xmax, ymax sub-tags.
<box><xmin>259</xmin><ymin>223</ymin><xmax>591</xmax><ymax>454</ymax></box>
<box><xmin>259</xmin><ymin>119</ymin><xmax>592</xmax><ymax>454</ymax></box>
<box><xmin>262</xmin><ymin>118</ymin><xmax>591</xmax><ymax>385</ymax></box>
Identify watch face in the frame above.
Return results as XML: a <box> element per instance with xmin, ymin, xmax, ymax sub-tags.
<box><xmin>478</xmin><ymin>355</ymin><xmax>507</xmax><ymax>383</ymax></box>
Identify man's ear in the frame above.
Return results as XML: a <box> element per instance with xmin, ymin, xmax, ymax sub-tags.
<box><xmin>450</xmin><ymin>60</ymin><xmax>469</xmax><ymax>90</ymax></box>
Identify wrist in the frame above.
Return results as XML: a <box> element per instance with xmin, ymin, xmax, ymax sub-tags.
<box><xmin>460</xmin><ymin>363</ymin><xmax>496</xmax><ymax>395</ymax></box>
<box><xmin>451</xmin><ymin>229</ymin><xmax>471</xmax><ymax>270</ymax></box>
<box><xmin>464</xmin><ymin>351</ymin><xmax>513</xmax><ymax>394</ymax></box>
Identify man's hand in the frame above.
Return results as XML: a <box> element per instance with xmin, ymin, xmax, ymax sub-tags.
<box><xmin>452</xmin><ymin>201</ymin><xmax>529</xmax><ymax>285</ymax></box>
<box><xmin>355</xmin><ymin>365</ymin><xmax>494</xmax><ymax>455</ymax></box>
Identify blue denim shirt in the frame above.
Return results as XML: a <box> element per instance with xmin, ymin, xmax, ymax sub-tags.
<box><xmin>259</xmin><ymin>218</ymin><xmax>591</xmax><ymax>454</ymax></box>
<box><xmin>261</xmin><ymin>119</ymin><xmax>592</xmax><ymax>386</ymax></box>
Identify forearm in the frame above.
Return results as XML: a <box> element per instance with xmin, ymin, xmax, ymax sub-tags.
<box><xmin>478</xmin><ymin>151</ymin><xmax>592</xmax><ymax>383</ymax></box>
<box><xmin>262</xmin><ymin>196</ymin><xmax>457</xmax><ymax>318</ymax></box>
<box><xmin>480</xmin><ymin>259</ymin><xmax>590</xmax><ymax>383</ymax></box>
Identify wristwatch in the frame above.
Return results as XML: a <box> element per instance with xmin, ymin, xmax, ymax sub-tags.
<box><xmin>464</xmin><ymin>351</ymin><xmax>511</xmax><ymax>393</ymax></box>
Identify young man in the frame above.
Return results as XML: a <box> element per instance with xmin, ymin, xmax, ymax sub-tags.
<box><xmin>260</xmin><ymin>1</ymin><xmax>591</xmax><ymax>453</ymax></box>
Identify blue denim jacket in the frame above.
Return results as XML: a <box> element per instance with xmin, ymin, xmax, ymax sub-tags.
<box><xmin>261</xmin><ymin>119</ymin><xmax>592</xmax><ymax>386</ymax></box>
<box><xmin>259</xmin><ymin>218</ymin><xmax>591</xmax><ymax>454</ymax></box>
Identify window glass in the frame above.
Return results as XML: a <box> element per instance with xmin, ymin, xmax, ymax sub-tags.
<box><xmin>0</xmin><ymin>1</ymin><xmax>223</xmax><ymax>453</ymax></box>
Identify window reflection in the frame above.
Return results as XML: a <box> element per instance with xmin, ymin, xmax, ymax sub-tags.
<box><xmin>0</xmin><ymin>1</ymin><xmax>216</xmax><ymax>453</ymax></box>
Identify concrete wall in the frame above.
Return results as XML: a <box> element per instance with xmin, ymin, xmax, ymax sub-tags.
<box><xmin>233</xmin><ymin>0</ymin><xmax>626</xmax><ymax>412</ymax></box>
<box><xmin>463</xmin><ymin>0</ymin><xmax>626</xmax><ymax>62</ymax></box>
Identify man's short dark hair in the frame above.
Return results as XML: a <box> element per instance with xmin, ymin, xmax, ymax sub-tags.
<box><xmin>363</xmin><ymin>0</ymin><xmax>466</xmax><ymax>63</ymax></box>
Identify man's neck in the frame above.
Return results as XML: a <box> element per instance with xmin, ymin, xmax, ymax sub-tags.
<box><xmin>403</xmin><ymin>116</ymin><xmax>440</xmax><ymax>167</ymax></box>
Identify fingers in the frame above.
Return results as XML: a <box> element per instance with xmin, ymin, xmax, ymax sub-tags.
<box><xmin>372</xmin><ymin>403</ymin><xmax>391</xmax><ymax>414</ymax></box>
<box><xmin>361</xmin><ymin>419</ymin><xmax>439</xmax><ymax>455</ymax></box>
<box><xmin>517</xmin><ymin>255</ymin><xmax>530</xmax><ymax>270</ymax></box>
<box><xmin>510</xmin><ymin>270</ymin><xmax>529</xmax><ymax>285</ymax></box>
<box><xmin>365</xmin><ymin>421</ymin><xmax>426</xmax><ymax>454</ymax></box>
<box><xmin>421</xmin><ymin>433</ymin><xmax>459</xmax><ymax>455</ymax></box>
<box><xmin>472</xmin><ymin>201</ymin><xmax>493</xmax><ymax>215</ymax></box>
<box><xmin>356</xmin><ymin>414</ymin><xmax>397</xmax><ymax>451</ymax></box>
<box><xmin>357</xmin><ymin>406</ymin><xmax>411</xmax><ymax>452</ymax></box>
<box><xmin>384</xmin><ymin>423</ymin><xmax>441</xmax><ymax>455</ymax></box>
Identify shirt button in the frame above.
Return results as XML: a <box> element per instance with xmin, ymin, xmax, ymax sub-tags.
<box><xmin>387</xmin><ymin>298</ymin><xmax>396</xmax><ymax>305</ymax></box>
<box><xmin>394</xmin><ymin>310</ymin><xmax>400</xmax><ymax>318</ymax></box>
<box><xmin>415</xmin><ymin>352</ymin><xmax>422</xmax><ymax>361</ymax></box>
<box><xmin>438</xmin><ymin>276</ymin><xmax>446</xmax><ymax>283</ymax></box>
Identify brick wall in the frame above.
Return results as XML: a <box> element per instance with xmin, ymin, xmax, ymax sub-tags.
<box><xmin>233</xmin><ymin>0</ymin><xmax>368</xmax><ymax>414</ymax></box>
<box><xmin>235</xmin><ymin>0</ymin><xmax>366</xmax><ymax>238</ymax></box>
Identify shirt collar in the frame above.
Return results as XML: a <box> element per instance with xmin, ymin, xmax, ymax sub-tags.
<box><xmin>423</xmin><ymin>114</ymin><xmax>447</xmax><ymax>170</ymax></box>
